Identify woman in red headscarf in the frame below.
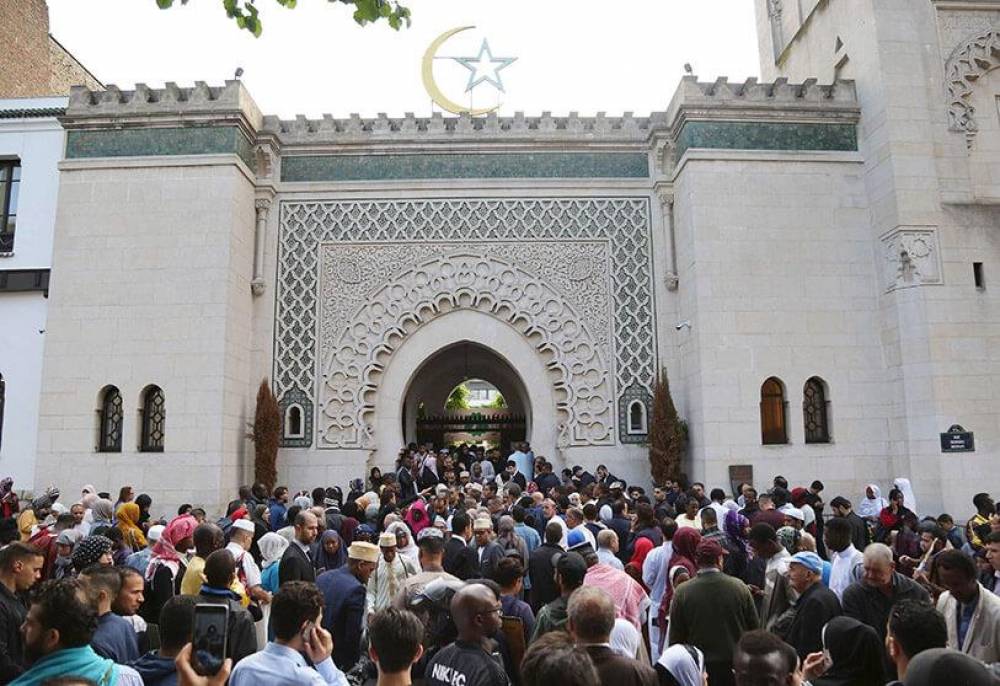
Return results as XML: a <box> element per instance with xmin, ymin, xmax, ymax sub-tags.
<box><xmin>142</xmin><ymin>514</ymin><xmax>197</xmax><ymax>623</ymax></box>
<box><xmin>656</xmin><ymin>527</ymin><xmax>702</xmax><ymax>653</ymax></box>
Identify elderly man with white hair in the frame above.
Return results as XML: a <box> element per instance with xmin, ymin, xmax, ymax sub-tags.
<box><xmin>842</xmin><ymin>542</ymin><xmax>930</xmax><ymax>680</ymax></box>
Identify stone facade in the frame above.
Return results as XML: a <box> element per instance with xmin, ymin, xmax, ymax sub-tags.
<box><xmin>25</xmin><ymin>1</ymin><xmax>1000</xmax><ymax>516</ymax></box>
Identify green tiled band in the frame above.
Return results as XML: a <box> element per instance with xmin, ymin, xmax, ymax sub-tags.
<box><xmin>281</xmin><ymin>152</ymin><xmax>650</xmax><ymax>182</ymax></box>
<box><xmin>675</xmin><ymin>121</ymin><xmax>858</xmax><ymax>158</ymax></box>
<box><xmin>65</xmin><ymin>126</ymin><xmax>256</xmax><ymax>168</ymax></box>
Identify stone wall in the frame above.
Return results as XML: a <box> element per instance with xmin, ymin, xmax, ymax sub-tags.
<box><xmin>0</xmin><ymin>0</ymin><xmax>51</xmax><ymax>98</ymax></box>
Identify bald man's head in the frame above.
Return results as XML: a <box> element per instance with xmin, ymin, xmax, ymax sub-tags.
<box><xmin>450</xmin><ymin>583</ymin><xmax>502</xmax><ymax>643</ymax></box>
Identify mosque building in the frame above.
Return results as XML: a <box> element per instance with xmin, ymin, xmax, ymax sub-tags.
<box><xmin>1</xmin><ymin>0</ymin><xmax>999</xmax><ymax>516</ymax></box>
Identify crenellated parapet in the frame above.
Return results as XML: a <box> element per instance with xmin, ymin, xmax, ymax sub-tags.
<box><xmin>63</xmin><ymin>80</ymin><xmax>263</xmax><ymax>134</ymax></box>
<box><xmin>260</xmin><ymin>110</ymin><xmax>661</xmax><ymax>146</ymax></box>
<box><xmin>56</xmin><ymin>77</ymin><xmax>861</xmax><ymax>179</ymax></box>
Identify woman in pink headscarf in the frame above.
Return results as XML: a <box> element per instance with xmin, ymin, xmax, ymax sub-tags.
<box><xmin>656</xmin><ymin>527</ymin><xmax>702</xmax><ymax>652</ymax></box>
<box><xmin>403</xmin><ymin>498</ymin><xmax>430</xmax><ymax>536</ymax></box>
<box><xmin>143</xmin><ymin>514</ymin><xmax>197</xmax><ymax>623</ymax></box>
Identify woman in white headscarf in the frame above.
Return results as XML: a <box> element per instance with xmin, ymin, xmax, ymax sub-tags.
<box><xmin>893</xmin><ymin>477</ymin><xmax>918</xmax><ymax>516</ymax></box>
<box><xmin>857</xmin><ymin>484</ymin><xmax>887</xmax><ymax>521</ymax></box>
<box><xmin>656</xmin><ymin>644</ymin><xmax>707</xmax><ymax>686</ymax></box>
<box><xmin>257</xmin><ymin>532</ymin><xmax>288</xmax><ymax>646</ymax></box>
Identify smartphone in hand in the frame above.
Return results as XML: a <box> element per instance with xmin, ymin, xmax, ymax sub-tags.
<box><xmin>191</xmin><ymin>604</ymin><xmax>229</xmax><ymax>677</ymax></box>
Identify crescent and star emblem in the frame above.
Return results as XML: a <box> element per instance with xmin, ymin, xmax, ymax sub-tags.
<box><xmin>421</xmin><ymin>26</ymin><xmax>518</xmax><ymax>116</ymax></box>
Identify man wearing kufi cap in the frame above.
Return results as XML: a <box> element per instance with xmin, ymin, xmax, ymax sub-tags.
<box><xmin>471</xmin><ymin>517</ymin><xmax>504</xmax><ymax>581</ymax></box>
<box><xmin>226</xmin><ymin>518</ymin><xmax>269</xmax><ymax>606</ymax></box>
<box><xmin>783</xmin><ymin>551</ymin><xmax>842</xmax><ymax>659</ymax></box>
<box><xmin>366</xmin><ymin>530</ymin><xmax>417</xmax><ymax>615</ymax></box>
<box><xmin>668</xmin><ymin>538</ymin><xmax>759</xmax><ymax>686</ymax></box>
<box><xmin>317</xmin><ymin>541</ymin><xmax>379</xmax><ymax>671</ymax></box>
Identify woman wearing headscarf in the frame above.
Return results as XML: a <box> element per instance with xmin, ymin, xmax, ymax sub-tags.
<box><xmin>142</xmin><ymin>514</ymin><xmax>197</xmax><ymax>624</ymax></box>
<box><xmin>722</xmin><ymin>509</ymin><xmax>751</xmax><ymax>581</ymax></box>
<box><xmin>902</xmin><ymin>648</ymin><xmax>996</xmax><ymax>686</ymax></box>
<box><xmin>656</xmin><ymin>644</ymin><xmax>707</xmax><ymax>686</ymax></box>
<box><xmin>857</xmin><ymin>484</ymin><xmax>886</xmax><ymax>522</ymax></box>
<box><xmin>403</xmin><ymin>498</ymin><xmax>431</xmax><ymax>537</ymax></box>
<box><xmin>339</xmin><ymin>500</ymin><xmax>360</xmax><ymax>544</ymax></box>
<box><xmin>802</xmin><ymin>616</ymin><xmax>884</xmax><ymax>686</ymax></box>
<box><xmin>116</xmin><ymin>502</ymin><xmax>147</xmax><ymax>550</ymax></box>
<box><xmin>134</xmin><ymin>493</ymin><xmax>153</xmax><ymax>530</ymax></box>
<box><xmin>875</xmin><ymin>488</ymin><xmax>916</xmax><ymax>544</ymax></box>
<box><xmin>89</xmin><ymin>498</ymin><xmax>114</xmax><ymax>533</ymax></box>
<box><xmin>347</xmin><ymin>478</ymin><xmax>365</xmax><ymax>505</ymax></box>
<box><xmin>385</xmin><ymin>521</ymin><xmax>421</xmax><ymax>570</ymax></box>
<box><xmin>656</xmin><ymin>527</ymin><xmax>702</xmax><ymax>652</ymax></box>
<box><xmin>52</xmin><ymin>529</ymin><xmax>82</xmax><ymax>580</ymax></box>
<box><xmin>257</xmin><ymin>531</ymin><xmax>289</xmax><ymax>645</ymax></box>
<box><xmin>0</xmin><ymin>478</ymin><xmax>17</xmax><ymax>519</ymax></box>
<box><xmin>312</xmin><ymin>529</ymin><xmax>346</xmax><ymax>573</ymax></box>
<box><xmin>892</xmin><ymin>478</ymin><xmax>918</xmax><ymax>516</ymax></box>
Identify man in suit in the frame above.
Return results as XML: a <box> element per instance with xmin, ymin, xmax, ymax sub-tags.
<box><xmin>278</xmin><ymin>510</ymin><xmax>319</xmax><ymax>585</ymax></box>
<box><xmin>443</xmin><ymin>512</ymin><xmax>478</xmax><ymax>581</ymax></box>
<box><xmin>317</xmin><ymin>541</ymin><xmax>379</xmax><ymax>672</ymax></box>
<box><xmin>471</xmin><ymin>517</ymin><xmax>505</xmax><ymax>581</ymax></box>
<box><xmin>528</xmin><ymin>521</ymin><xmax>565</xmax><ymax>612</ymax></box>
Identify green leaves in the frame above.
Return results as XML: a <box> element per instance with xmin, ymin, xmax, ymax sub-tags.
<box><xmin>153</xmin><ymin>0</ymin><xmax>411</xmax><ymax>36</ymax></box>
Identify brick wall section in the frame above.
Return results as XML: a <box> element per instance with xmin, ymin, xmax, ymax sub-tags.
<box><xmin>0</xmin><ymin>0</ymin><xmax>52</xmax><ymax>97</ymax></box>
<box><xmin>49</xmin><ymin>37</ymin><xmax>102</xmax><ymax>93</ymax></box>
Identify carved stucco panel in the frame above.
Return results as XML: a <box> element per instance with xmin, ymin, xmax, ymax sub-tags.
<box><xmin>880</xmin><ymin>227</ymin><xmax>943</xmax><ymax>292</ymax></box>
<box><xmin>318</xmin><ymin>245</ymin><xmax>614</xmax><ymax>449</ymax></box>
<box><xmin>274</xmin><ymin>198</ymin><xmax>655</xmax><ymax>448</ymax></box>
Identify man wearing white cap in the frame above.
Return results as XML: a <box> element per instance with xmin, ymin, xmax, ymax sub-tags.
<box><xmin>471</xmin><ymin>517</ymin><xmax>504</xmax><ymax>581</ymax></box>
<box><xmin>228</xmin><ymin>518</ymin><xmax>270</xmax><ymax>607</ymax></box>
<box><xmin>367</xmin><ymin>531</ymin><xmax>418</xmax><ymax>616</ymax></box>
<box><xmin>780</xmin><ymin>506</ymin><xmax>806</xmax><ymax>531</ymax></box>
<box><xmin>318</xmin><ymin>541</ymin><xmax>380</xmax><ymax>673</ymax></box>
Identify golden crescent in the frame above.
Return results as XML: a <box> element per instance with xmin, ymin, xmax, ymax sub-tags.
<box><xmin>421</xmin><ymin>25</ymin><xmax>499</xmax><ymax>116</ymax></box>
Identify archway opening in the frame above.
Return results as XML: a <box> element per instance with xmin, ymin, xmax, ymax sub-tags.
<box><xmin>402</xmin><ymin>341</ymin><xmax>529</xmax><ymax>452</ymax></box>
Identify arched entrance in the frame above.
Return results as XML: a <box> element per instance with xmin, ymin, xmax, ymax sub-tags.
<box><xmin>374</xmin><ymin>309</ymin><xmax>558</xmax><ymax>471</ymax></box>
<box><xmin>402</xmin><ymin>342</ymin><xmax>530</xmax><ymax>449</ymax></box>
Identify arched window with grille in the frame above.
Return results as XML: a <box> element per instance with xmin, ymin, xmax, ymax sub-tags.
<box><xmin>0</xmin><ymin>373</ymin><xmax>5</xmax><ymax>451</ymax></box>
<box><xmin>140</xmin><ymin>385</ymin><xmax>165</xmax><ymax>452</ymax></box>
<box><xmin>284</xmin><ymin>404</ymin><xmax>304</xmax><ymax>439</ymax></box>
<box><xmin>627</xmin><ymin>400</ymin><xmax>647</xmax><ymax>434</ymax></box>
<box><xmin>97</xmin><ymin>386</ymin><xmax>123</xmax><ymax>453</ymax></box>
<box><xmin>803</xmin><ymin>377</ymin><xmax>831</xmax><ymax>444</ymax></box>
<box><xmin>760</xmin><ymin>377</ymin><xmax>788</xmax><ymax>445</ymax></box>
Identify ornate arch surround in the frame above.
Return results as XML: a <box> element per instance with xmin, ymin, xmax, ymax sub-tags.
<box><xmin>945</xmin><ymin>27</ymin><xmax>1000</xmax><ymax>147</ymax></box>
<box><xmin>274</xmin><ymin>197</ymin><xmax>655</xmax><ymax>454</ymax></box>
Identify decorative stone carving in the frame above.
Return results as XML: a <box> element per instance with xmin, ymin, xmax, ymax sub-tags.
<box><xmin>945</xmin><ymin>27</ymin><xmax>1000</xmax><ymax>147</ymax></box>
<box><xmin>880</xmin><ymin>227</ymin><xmax>943</xmax><ymax>292</ymax></box>
<box><xmin>274</xmin><ymin>198</ymin><xmax>656</xmax><ymax>447</ymax></box>
<box><xmin>251</xmin><ymin>198</ymin><xmax>270</xmax><ymax>297</ymax></box>
<box><xmin>318</xmin><ymin>247</ymin><xmax>614</xmax><ymax>449</ymax></box>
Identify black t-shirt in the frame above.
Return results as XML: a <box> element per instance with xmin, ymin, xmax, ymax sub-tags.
<box><xmin>426</xmin><ymin>640</ymin><xmax>510</xmax><ymax>686</ymax></box>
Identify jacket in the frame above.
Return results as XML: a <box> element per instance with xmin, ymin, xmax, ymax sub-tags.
<box><xmin>784</xmin><ymin>582</ymin><xmax>842</xmax><ymax>659</ymax></box>
<box><xmin>317</xmin><ymin>566</ymin><xmax>366</xmax><ymax>672</ymax></box>
<box><xmin>0</xmin><ymin>583</ymin><xmax>27</xmax><ymax>682</ymax></box>
<box><xmin>278</xmin><ymin>541</ymin><xmax>316</xmax><ymax>585</ymax></box>
<box><xmin>669</xmin><ymin>569</ymin><xmax>760</xmax><ymax>668</ymax></box>
<box><xmin>937</xmin><ymin>583</ymin><xmax>1000</xmax><ymax>668</ymax></box>
<box><xmin>472</xmin><ymin>541</ymin><xmax>505</xmax><ymax>580</ymax></box>
<box><xmin>443</xmin><ymin>536</ymin><xmax>478</xmax><ymax>581</ymax></box>
<box><xmin>584</xmin><ymin>645</ymin><xmax>656</xmax><ymax>686</ymax></box>
<box><xmin>528</xmin><ymin>542</ymin><xmax>562</xmax><ymax>612</ymax></box>
<box><xmin>131</xmin><ymin>651</ymin><xmax>178</xmax><ymax>686</ymax></box>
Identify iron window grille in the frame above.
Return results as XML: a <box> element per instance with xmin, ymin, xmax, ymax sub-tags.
<box><xmin>803</xmin><ymin>377</ymin><xmax>831</xmax><ymax>444</ymax></box>
<box><xmin>140</xmin><ymin>386</ymin><xmax>165</xmax><ymax>452</ymax></box>
<box><xmin>98</xmin><ymin>387</ymin><xmax>123</xmax><ymax>452</ymax></box>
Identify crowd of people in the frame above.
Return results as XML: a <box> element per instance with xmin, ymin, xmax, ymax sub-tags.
<box><xmin>0</xmin><ymin>442</ymin><xmax>998</xmax><ymax>686</ymax></box>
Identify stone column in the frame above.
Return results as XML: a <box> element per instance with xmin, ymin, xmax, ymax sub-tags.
<box><xmin>251</xmin><ymin>198</ymin><xmax>270</xmax><ymax>296</ymax></box>
<box><xmin>661</xmin><ymin>196</ymin><xmax>679</xmax><ymax>291</ymax></box>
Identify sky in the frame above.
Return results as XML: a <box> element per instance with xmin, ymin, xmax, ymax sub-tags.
<box><xmin>47</xmin><ymin>0</ymin><xmax>762</xmax><ymax>119</ymax></box>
